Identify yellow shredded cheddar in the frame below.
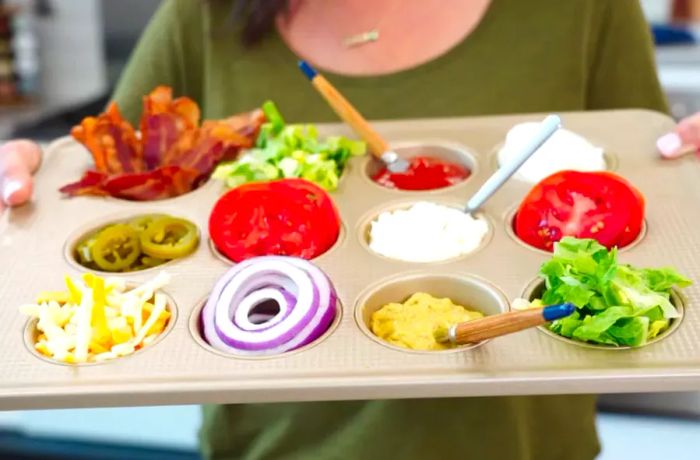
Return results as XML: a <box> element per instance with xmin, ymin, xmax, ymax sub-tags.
<box><xmin>19</xmin><ymin>272</ymin><xmax>171</xmax><ymax>364</ymax></box>
<box><xmin>36</xmin><ymin>291</ymin><xmax>70</xmax><ymax>304</ymax></box>
<box><xmin>65</xmin><ymin>275</ymin><xmax>83</xmax><ymax>305</ymax></box>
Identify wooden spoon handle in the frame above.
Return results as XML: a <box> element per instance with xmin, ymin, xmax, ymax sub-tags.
<box><xmin>450</xmin><ymin>303</ymin><xmax>576</xmax><ymax>344</ymax></box>
<box><xmin>311</xmin><ymin>75</ymin><xmax>390</xmax><ymax>157</ymax></box>
<box><xmin>452</xmin><ymin>309</ymin><xmax>546</xmax><ymax>344</ymax></box>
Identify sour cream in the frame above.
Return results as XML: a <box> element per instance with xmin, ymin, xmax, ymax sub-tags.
<box><xmin>368</xmin><ymin>201</ymin><xmax>489</xmax><ymax>263</ymax></box>
<box><xmin>497</xmin><ymin>123</ymin><xmax>606</xmax><ymax>183</ymax></box>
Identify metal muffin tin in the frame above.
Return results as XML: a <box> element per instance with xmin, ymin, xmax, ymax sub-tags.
<box><xmin>1</xmin><ymin>110</ymin><xmax>698</xmax><ymax>411</ymax></box>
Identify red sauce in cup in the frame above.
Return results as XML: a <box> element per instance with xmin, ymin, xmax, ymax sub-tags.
<box><xmin>372</xmin><ymin>156</ymin><xmax>470</xmax><ymax>191</ymax></box>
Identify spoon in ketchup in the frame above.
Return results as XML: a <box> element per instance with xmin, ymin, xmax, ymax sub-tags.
<box><xmin>464</xmin><ymin>114</ymin><xmax>561</xmax><ymax>215</ymax></box>
<box><xmin>372</xmin><ymin>155</ymin><xmax>471</xmax><ymax>191</ymax></box>
<box><xmin>298</xmin><ymin>60</ymin><xmax>410</xmax><ymax>173</ymax></box>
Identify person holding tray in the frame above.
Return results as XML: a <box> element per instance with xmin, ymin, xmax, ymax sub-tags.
<box><xmin>0</xmin><ymin>0</ymin><xmax>693</xmax><ymax>458</ymax></box>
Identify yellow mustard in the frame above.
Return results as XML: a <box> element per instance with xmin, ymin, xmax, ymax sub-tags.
<box><xmin>370</xmin><ymin>292</ymin><xmax>483</xmax><ymax>351</ymax></box>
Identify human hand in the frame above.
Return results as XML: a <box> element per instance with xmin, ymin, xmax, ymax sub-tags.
<box><xmin>0</xmin><ymin>140</ymin><xmax>42</xmax><ymax>212</ymax></box>
<box><xmin>657</xmin><ymin>113</ymin><xmax>700</xmax><ymax>159</ymax></box>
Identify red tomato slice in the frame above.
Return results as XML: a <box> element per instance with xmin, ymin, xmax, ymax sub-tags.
<box><xmin>514</xmin><ymin>171</ymin><xmax>644</xmax><ymax>251</ymax></box>
<box><xmin>270</xmin><ymin>178</ymin><xmax>341</xmax><ymax>252</ymax></box>
<box><xmin>598</xmin><ymin>172</ymin><xmax>645</xmax><ymax>247</ymax></box>
<box><xmin>209</xmin><ymin>179</ymin><xmax>341</xmax><ymax>262</ymax></box>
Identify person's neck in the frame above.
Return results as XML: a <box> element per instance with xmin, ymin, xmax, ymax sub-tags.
<box><xmin>277</xmin><ymin>0</ymin><xmax>492</xmax><ymax>77</ymax></box>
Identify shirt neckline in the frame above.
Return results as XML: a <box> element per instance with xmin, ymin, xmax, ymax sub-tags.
<box><xmin>272</xmin><ymin>0</ymin><xmax>499</xmax><ymax>88</ymax></box>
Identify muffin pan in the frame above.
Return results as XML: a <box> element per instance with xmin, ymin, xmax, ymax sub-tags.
<box><xmin>1</xmin><ymin>109</ymin><xmax>698</xmax><ymax>410</ymax></box>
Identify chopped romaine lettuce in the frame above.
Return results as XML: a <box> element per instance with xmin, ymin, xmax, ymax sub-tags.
<box><xmin>648</xmin><ymin>319</ymin><xmax>669</xmax><ymax>339</ymax></box>
<box><xmin>215</xmin><ymin>101</ymin><xmax>366</xmax><ymax>191</ymax></box>
<box><xmin>537</xmin><ymin>237</ymin><xmax>691</xmax><ymax>347</ymax></box>
<box><xmin>549</xmin><ymin>310</ymin><xmax>582</xmax><ymax>338</ymax></box>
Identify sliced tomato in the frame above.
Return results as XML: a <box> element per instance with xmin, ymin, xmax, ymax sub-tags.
<box><xmin>598</xmin><ymin>172</ymin><xmax>645</xmax><ymax>247</ymax></box>
<box><xmin>270</xmin><ymin>178</ymin><xmax>341</xmax><ymax>251</ymax></box>
<box><xmin>514</xmin><ymin>171</ymin><xmax>644</xmax><ymax>251</ymax></box>
<box><xmin>209</xmin><ymin>178</ymin><xmax>341</xmax><ymax>262</ymax></box>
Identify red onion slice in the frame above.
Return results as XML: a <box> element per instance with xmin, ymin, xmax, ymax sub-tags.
<box><xmin>202</xmin><ymin>256</ymin><xmax>337</xmax><ymax>355</ymax></box>
<box><xmin>234</xmin><ymin>288</ymin><xmax>297</xmax><ymax>331</ymax></box>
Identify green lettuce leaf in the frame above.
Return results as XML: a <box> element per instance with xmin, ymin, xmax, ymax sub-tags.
<box><xmin>536</xmin><ymin>237</ymin><xmax>691</xmax><ymax>347</ymax></box>
<box><xmin>609</xmin><ymin>265</ymin><xmax>680</xmax><ymax>319</ymax></box>
<box><xmin>641</xmin><ymin>267</ymin><xmax>692</xmax><ymax>291</ymax></box>
<box><xmin>549</xmin><ymin>311</ymin><xmax>582</xmax><ymax>338</ymax></box>
<box><xmin>606</xmin><ymin>316</ymin><xmax>649</xmax><ymax>347</ymax></box>
<box><xmin>648</xmin><ymin>320</ymin><xmax>669</xmax><ymax>339</ymax></box>
<box><xmin>213</xmin><ymin>101</ymin><xmax>366</xmax><ymax>191</ymax></box>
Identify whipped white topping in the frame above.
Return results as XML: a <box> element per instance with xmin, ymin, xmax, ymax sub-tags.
<box><xmin>498</xmin><ymin>122</ymin><xmax>606</xmax><ymax>183</ymax></box>
<box><xmin>368</xmin><ymin>202</ymin><xmax>489</xmax><ymax>263</ymax></box>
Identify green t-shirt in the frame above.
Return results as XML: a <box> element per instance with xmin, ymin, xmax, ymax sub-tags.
<box><xmin>113</xmin><ymin>1</ymin><xmax>667</xmax><ymax>459</ymax></box>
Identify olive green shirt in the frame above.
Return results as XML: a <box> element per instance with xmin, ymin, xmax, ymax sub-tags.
<box><xmin>113</xmin><ymin>1</ymin><xmax>667</xmax><ymax>459</ymax></box>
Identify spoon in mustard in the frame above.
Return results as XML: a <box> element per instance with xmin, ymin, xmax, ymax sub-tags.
<box><xmin>435</xmin><ymin>303</ymin><xmax>575</xmax><ymax>345</ymax></box>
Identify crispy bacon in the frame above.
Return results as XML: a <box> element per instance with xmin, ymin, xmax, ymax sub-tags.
<box><xmin>59</xmin><ymin>170</ymin><xmax>109</xmax><ymax>197</ymax></box>
<box><xmin>62</xmin><ymin>86</ymin><xmax>263</xmax><ymax>201</ymax></box>
<box><xmin>140</xmin><ymin>86</ymin><xmax>201</xmax><ymax>170</ymax></box>
<box><xmin>101</xmin><ymin>166</ymin><xmax>201</xmax><ymax>201</ymax></box>
<box><xmin>70</xmin><ymin>103</ymin><xmax>143</xmax><ymax>174</ymax></box>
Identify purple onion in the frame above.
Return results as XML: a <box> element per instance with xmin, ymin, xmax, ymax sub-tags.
<box><xmin>201</xmin><ymin>256</ymin><xmax>337</xmax><ymax>355</ymax></box>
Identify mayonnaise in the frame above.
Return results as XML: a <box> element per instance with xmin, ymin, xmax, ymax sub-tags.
<box><xmin>497</xmin><ymin>123</ymin><xmax>606</xmax><ymax>183</ymax></box>
<box><xmin>368</xmin><ymin>202</ymin><xmax>489</xmax><ymax>263</ymax></box>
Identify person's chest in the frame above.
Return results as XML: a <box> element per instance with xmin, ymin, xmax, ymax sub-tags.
<box><xmin>200</xmin><ymin>1</ymin><xmax>595</xmax><ymax>122</ymax></box>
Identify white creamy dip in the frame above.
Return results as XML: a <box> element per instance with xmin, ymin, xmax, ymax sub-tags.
<box><xmin>368</xmin><ymin>201</ymin><xmax>489</xmax><ymax>263</ymax></box>
<box><xmin>498</xmin><ymin>122</ymin><xmax>606</xmax><ymax>183</ymax></box>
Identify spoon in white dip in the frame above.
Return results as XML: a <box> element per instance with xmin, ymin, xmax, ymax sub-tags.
<box><xmin>464</xmin><ymin>114</ymin><xmax>561</xmax><ymax>215</ymax></box>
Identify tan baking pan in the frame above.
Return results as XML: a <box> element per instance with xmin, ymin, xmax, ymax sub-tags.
<box><xmin>1</xmin><ymin>110</ymin><xmax>698</xmax><ymax>411</ymax></box>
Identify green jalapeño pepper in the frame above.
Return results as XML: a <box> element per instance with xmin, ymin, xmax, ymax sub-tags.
<box><xmin>75</xmin><ymin>236</ymin><xmax>97</xmax><ymax>265</ymax></box>
<box><xmin>136</xmin><ymin>255</ymin><xmax>169</xmax><ymax>270</ymax></box>
<box><xmin>89</xmin><ymin>224</ymin><xmax>141</xmax><ymax>271</ymax></box>
<box><xmin>140</xmin><ymin>217</ymin><xmax>199</xmax><ymax>260</ymax></box>
<box><xmin>128</xmin><ymin>214</ymin><xmax>168</xmax><ymax>232</ymax></box>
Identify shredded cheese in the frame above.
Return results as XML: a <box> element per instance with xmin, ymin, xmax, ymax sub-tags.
<box><xmin>20</xmin><ymin>271</ymin><xmax>171</xmax><ymax>364</ymax></box>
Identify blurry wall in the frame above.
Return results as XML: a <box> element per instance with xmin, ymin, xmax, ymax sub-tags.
<box><xmin>0</xmin><ymin>0</ymin><xmax>108</xmax><ymax>139</ymax></box>
<box><xmin>101</xmin><ymin>0</ymin><xmax>160</xmax><ymax>86</ymax></box>
<box><xmin>37</xmin><ymin>0</ymin><xmax>106</xmax><ymax>107</ymax></box>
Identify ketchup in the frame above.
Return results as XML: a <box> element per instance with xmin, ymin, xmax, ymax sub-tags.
<box><xmin>372</xmin><ymin>156</ymin><xmax>470</xmax><ymax>191</ymax></box>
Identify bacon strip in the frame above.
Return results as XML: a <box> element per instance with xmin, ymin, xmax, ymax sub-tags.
<box><xmin>62</xmin><ymin>86</ymin><xmax>263</xmax><ymax>201</ymax></box>
<box><xmin>70</xmin><ymin>103</ymin><xmax>143</xmax><ymax>174</ymax></box>
<box><xmin>59</xmin><ymin>171</ymin><xmax>109</xmax><ymax>197</ymax></box>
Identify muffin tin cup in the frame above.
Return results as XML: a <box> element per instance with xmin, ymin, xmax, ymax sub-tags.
<box><xmin>207</xmin><ymin>223</ymin><xmax>348</xmax><ymax>265</ymax></box>
<box><xmin>362</xmin><ymin>140</ymin><xmax>478</xmax><ymax>194</ymax></box>
<box><xmin>188</xmin><ymin>296</ymin><xmax>343</xmax><ymax>361</ymax></box>
<box><xmin>354</xmin><ymin>273</ymin><xmax>510</xmax><ymax>354</ymax></box>
<box><xmin>521</xmin><ymin>277</ymin><xmax>685</xmax><ymax>350</ymax></box>
<box><xmin>63</xmin><ymin>211</ymin><xmax>202</xmax><ymax>277</ymax></box>
<box><xmin>358</xmin><ymin>199</ymin><xmax>494</xmax><ymax>264</ymax></box>
<box><xmin>487</xmin><ymin>141</ymin><xmax>620</xmax><ymax>181</ymax></box>
<box><xmin>503</xmin><ymin>205</ymin><xmax>648</xmax><ymax>255</ymax></box>
<box><xmin>23</xmin><ymin>289</ymin><xmax>179</xmax><ymax>367</ymax></box>
<box><xmin>102</xmin><ymin>174</ymin><xmax>224</xmax><ymax>205</ymax></box>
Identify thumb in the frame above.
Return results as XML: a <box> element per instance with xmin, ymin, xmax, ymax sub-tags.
<box><xmin>657</xmin><ymin>115</ymin><xmax>700</xmax><ymax>159</ymax></box>
<box><xmin>0</xmin><ymin>140</ymin><xmax>41</xmax><ymax>206</ymax></box>
<box><xmin>1</xmin><ymin>169</ymin><xmax>33</xmax><ymax>206</ymax></box>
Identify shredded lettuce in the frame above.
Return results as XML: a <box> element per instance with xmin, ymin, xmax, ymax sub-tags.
<box><xmin>213</xmin><ymin>101</ymin><xmax>366</xmax><ymax>191</ymax></box>
<box><xmin>537</xmin><ymin>237</ymin><xmax>691</xmax><ymax>347</ymax></box>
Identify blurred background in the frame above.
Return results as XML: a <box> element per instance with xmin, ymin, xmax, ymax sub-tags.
<box><xmin>0</xmin><ymin>0</ymin><xmax>699</xmax><ymax>459</ymax></box>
